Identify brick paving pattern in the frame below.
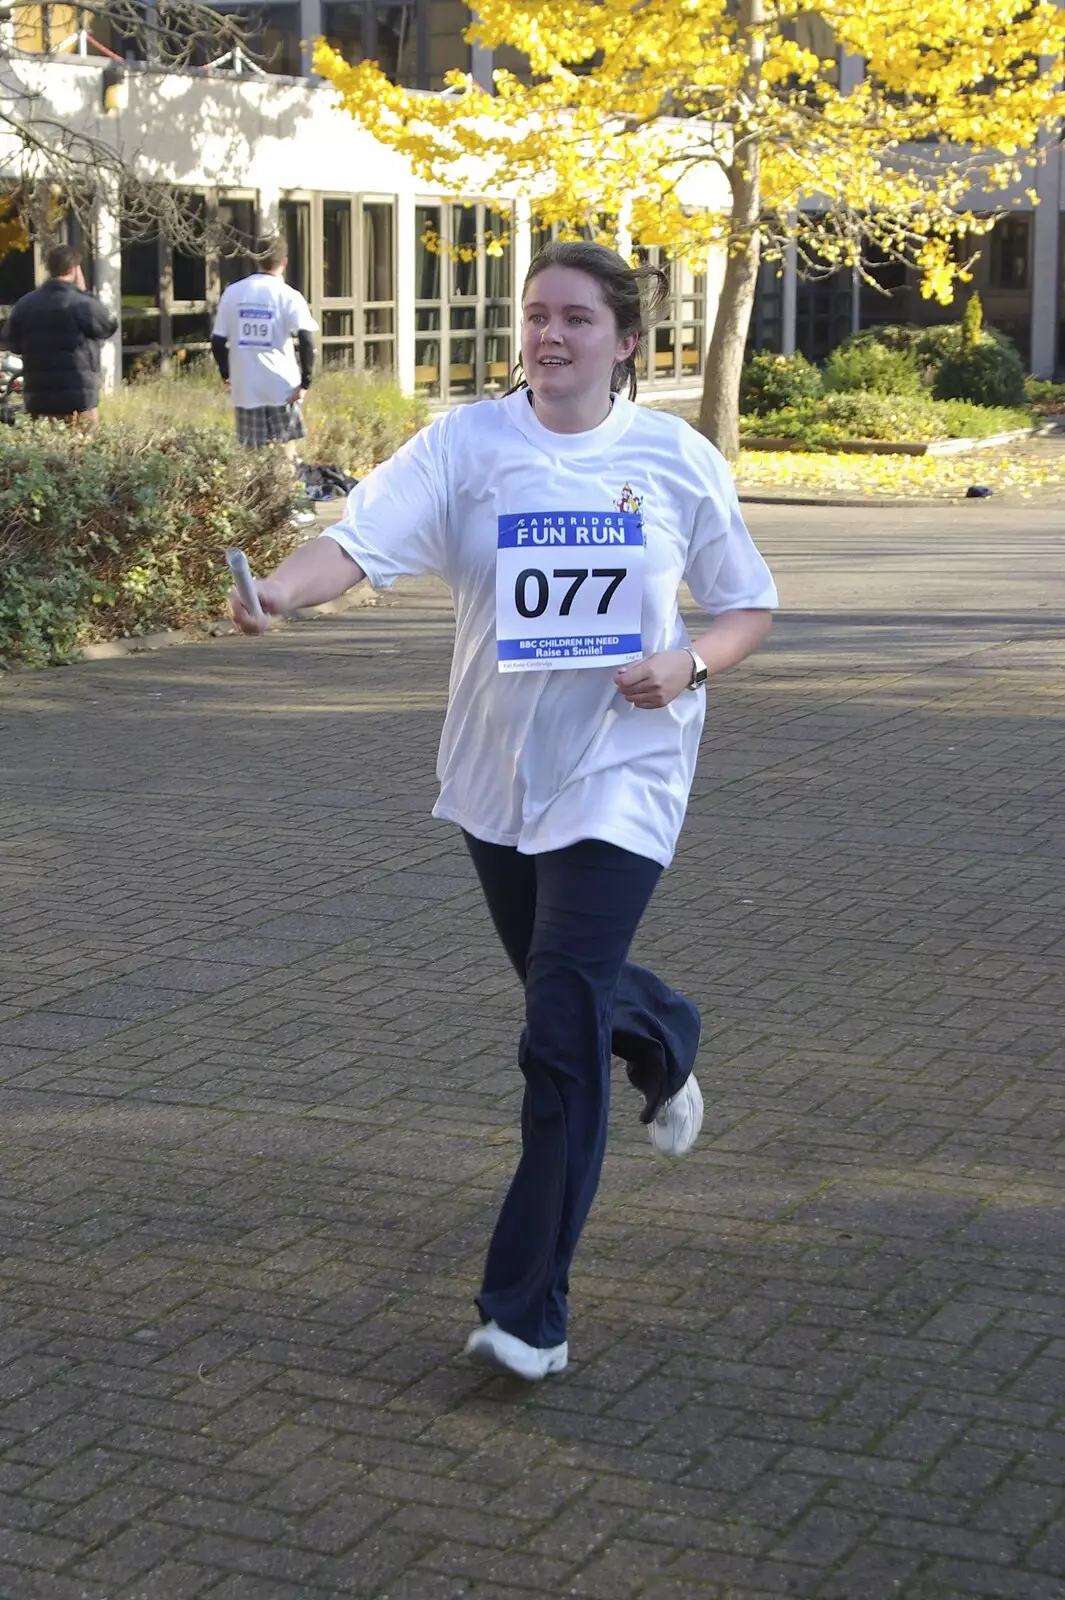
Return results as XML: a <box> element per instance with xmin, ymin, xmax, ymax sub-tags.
<box><xmin>0</xmin><ymin>502</ymin><xmax>1064</xmax><ymax>1599</ymax></box>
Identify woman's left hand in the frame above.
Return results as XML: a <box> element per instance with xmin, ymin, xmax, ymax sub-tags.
<box><xmin>614</xmin><ymin>649</ymin><xmax>693</xmax><ymax>709</ymax></box>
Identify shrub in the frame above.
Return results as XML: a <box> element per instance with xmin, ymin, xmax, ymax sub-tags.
<box><xmin>739</xmin><ymin>391</ymin><xmax>1030</xmax><ymax>447</ymax></box>
<box><xmin>304</xmin><ymin>370</ymin><xmax>428</xmax><ymax>476</ymax></box>
<box><xmin>104</xmin><ymin>363</ymin><xmax>429</xmax><ymax>480</ymax></box>
<box><xmin>101</xmin><ymin>359</ymin><xmax>228</xmax><ymax>430</ymax></box>
<box><xmin>742</xmin><ymin>392</ymin><xmax>945</xmax><ymax>444</ymax></box>
<box><xmin>0</xmin><ymin>420</ymin><xmax>300</xmax><ymax>667</ymax></box>
<box><xmin>933</xmin><ymin>400</ymin><xmax>1032</xmax><ymax>439</ymax></box>
<box><xmin>822</xmin><ymin>392</ymin><xmax>944</xmax><ymax>440</ymax></box>
<box><xmin>839</xmin><ymin>321</ymin><xmax>1024</xmax><ymax>396</ymax></box>
<box><xmin>823</xmin><ymin>340</ymin><xmax>922</xmax><ymax>396</ymax></box>
<box><xmin>739</xmin><ymin>350</ymin><xmax>823</xmax><ymax>416</ymax></box>
<box><xmin>933</xmin><ymin>334</ymin><xmax>1027</xmax><ymax>408</ymax></box>
<box><xmin>1024</xmin><ymin>377</ymin><xmax>1065</xmax><ymax>412</ymax></box>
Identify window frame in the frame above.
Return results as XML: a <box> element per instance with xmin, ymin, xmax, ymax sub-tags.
<box><xmin>119</xmin><ymin>188</ymin><xmax>259</xmax><ymax>379</ymax></box>
<box><xmin>279</xmin><ymin>190</ymin><xmax>398</xmax><ymax>374</ymax></box>
<box><xmin>634</xmin><ymin>245</ymin><xmax>707</xmax><ymax>386</ymax></box>
<box><xmin>414</xmin><ymin>198</ymin><xmax>514</xmax><ymax>400</ymax></box>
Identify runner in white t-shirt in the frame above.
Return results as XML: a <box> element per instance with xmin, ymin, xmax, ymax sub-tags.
<box><xmin>230</xmin><ymin>241</ymin><xmax>778</xmax><ymax>1382</ymax></box>
<box><xmin>211</xmin><ymin>237</ymin><xmax>319</xmax><ymax>458</ymax></box>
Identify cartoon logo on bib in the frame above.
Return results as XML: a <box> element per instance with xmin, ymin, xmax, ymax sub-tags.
<box><xmin>615</xmin><ymin>483</ymin><xmax>642</xmax><ymax>515</ymax></box>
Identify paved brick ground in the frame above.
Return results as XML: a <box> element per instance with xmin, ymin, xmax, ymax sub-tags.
<box><xmin>1</xmin><ymin>502</ymin><xmax>1064</xmax><ymax>1599</ymax></box>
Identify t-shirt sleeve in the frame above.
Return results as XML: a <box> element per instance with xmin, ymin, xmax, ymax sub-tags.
<box><xmin>684</xmin><ymin>444</ymin><xmax>778</xmax><ymax>615</ymax></box>
<box><xmin>321</xmin><ymin>414</ymin><xmax>450</xmax><ymax>587</ymax></box>
<box><xmin>289</xmin><ymin>291</ymin><xmax>318</xmax><ymax>336</ymax></box>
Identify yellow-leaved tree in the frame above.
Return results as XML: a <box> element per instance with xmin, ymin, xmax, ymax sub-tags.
<box><xmin>317</xmin><ymin>1</ymin><xmax>1065</xmax><ymax>458</ymax></box>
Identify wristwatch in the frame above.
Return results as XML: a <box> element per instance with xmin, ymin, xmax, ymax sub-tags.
<box><xmin>685</xmin><ymin>647</ymin><xmax>708</xmax><ymax>690</ymax></box>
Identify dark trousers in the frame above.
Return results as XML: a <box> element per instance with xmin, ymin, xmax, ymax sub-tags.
<box><xmin>463</xmin><ymin>832</ymin><xmax>702</xmax><ymax>1349</ymax></box>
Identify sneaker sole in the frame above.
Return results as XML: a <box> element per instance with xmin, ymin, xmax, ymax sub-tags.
<box><xmin>466</xmin><ymin>1340</ymin><xmax>567</xmax><ymax>1381</ymax></box>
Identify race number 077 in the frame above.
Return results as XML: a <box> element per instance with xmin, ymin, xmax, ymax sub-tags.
<box><xmin>514</xmin><ymin>567</ymin><xmax>626</xmax><ymax>619</ymax></box>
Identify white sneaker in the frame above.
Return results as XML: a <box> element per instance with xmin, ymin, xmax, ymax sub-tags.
<box><xmin>464</xmin><ymin>1321</ymin><xmax>568</xmax><ymax>1381</ymax></box>
<box><xmin>649</xmin><ymin>1072</ymin><xmax>703</xmax><ymax>1156</ymax></box>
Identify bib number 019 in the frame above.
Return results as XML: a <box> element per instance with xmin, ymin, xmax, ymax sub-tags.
<box><xmin>514</xmin><ymin>567</ymin><xmax>626</xmax><ymax>620</ymax></box>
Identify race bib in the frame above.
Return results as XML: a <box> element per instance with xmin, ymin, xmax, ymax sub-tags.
<box><xmin>236</xmin><ymin>307</ymin><xmax>276</xmax><ymax>348</ymax></box>
<box><xmin>496</xmin><ymin>510</ymin><xmax>644</xmax><ymax>673</ymax></box>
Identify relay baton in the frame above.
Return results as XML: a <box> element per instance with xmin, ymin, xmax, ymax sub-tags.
<box><xmin>226</xmin><ymin>548</ymin><xmax>264</xmax><ymax>620</ymax></box>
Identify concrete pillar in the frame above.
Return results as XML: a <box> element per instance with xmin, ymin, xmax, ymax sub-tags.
<box><xmin>781</xmin><ymin>239</ymin><xmax>798</xmax><ymax>355</ymax></box>
<box><xmin>93</xmin><ymin>179</ymin><xmax>121</xmax><ymax>393</ymax></box>
<box><xmin>1030</xmin><ymin>136</ymin><xmax>1061</xmax><ymax>378</ymax></box>
<box><xmin>300</xmin><ymin>0</ymin><xmax>323</xmax><ymax>78</ymax></box>
<box><xmin>468</xmin><ymin>8</ymin><xmax>493</xmax><ymax>90</ymax></box>
<box><xmin>259</xmin><ymin>186</ymin><xmax>280</xmax><ymax>236</ymax></box>
<box><xmin>395</xmin><ymin>192</ymin><xmax>416</xmax><ymax>394</ymax></box>
<box><xmin>839</xmin><ymin>53</ymin><xmax>864</xmax><ymax>94</ymax></box>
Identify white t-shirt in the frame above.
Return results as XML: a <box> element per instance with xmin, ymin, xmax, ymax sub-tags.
<box><xmin>324</xmin><ymin>390</ymin><xmax>778</xmax><ymax>867</ymax></box>
<box><xmin>212</xmin><ymin>274</ymin><xmax>318</xmax><ymax>409</ymax></box>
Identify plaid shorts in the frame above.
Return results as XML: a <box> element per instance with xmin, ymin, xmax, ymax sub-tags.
<box><xmin>234</xmin><ymin>403</ymin><xmax>306</xmax><ymax>449</ymax></box>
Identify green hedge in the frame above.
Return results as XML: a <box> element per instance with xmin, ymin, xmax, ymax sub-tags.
<box><xmin>741</xmin><ymin>392</ymin><xmax>1032</xmax><ymax>447</ymax></box>
<box><xmin>0</xmin><ymin>420</ymin><xmax>301</xmax><ymax>667</ymax></box>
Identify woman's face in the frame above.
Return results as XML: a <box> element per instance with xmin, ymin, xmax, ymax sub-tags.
<box><xmin>520</xmin><ymin>264</ymin><xmax>638</xmax><ymax>404</ymax></box>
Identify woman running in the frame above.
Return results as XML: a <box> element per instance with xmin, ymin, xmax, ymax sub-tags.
<box><xmin>230</xmin><ymin>240</ymin><xmax>778</xmax><ymax>1381</ymax></box>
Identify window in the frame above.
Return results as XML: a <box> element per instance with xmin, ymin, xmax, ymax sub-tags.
<box><xmin>363</xmin><ymin>201</ymin><xmax>395</xmax><ymax>370</ymax></box>
<box><xmin>0</xmin><ymin>237</ymin><xmax>34</xmax><ymax>310</ymax></box>
<box><xmin>634</xmin><ymin>246</ymin><xmax>706</xmax><ymax>385</ymax></box>
<box><xmin>989</xmin><ymin>216</ymin><xmax>1030</xmax><ymax>293</ymax></box>
<box><xmin>747</xmin><ymin>261</ymin><xmax>784</xmax><ymax>354</ymax></box>
<box><xmin>532</xmin><ymin>216</ymin><xmax>614</xmax><ymax>256</ymax></box>
<box><xmin>207</xmin><ymin>4</ymin><xmax>302</xmax><ymax>74</ymax></box>
<box><xmin>796</xmin><ymin>272</ymin><xmax>853</xmax><ymax>364</ymax></box>
<box><xmin>323</xmin><ymin>1</ymin><xmax>421</xmax><ymax>84</ymax></box>
<box><xmin>323</xmin><ymin>199</ymin><xmax>353</xmax><ymax>300</ymax></box>
<box><xmin>120</xmin><ymin>215</ymin><xmax>163</xmax><ymax>373</ymax></box>
<box><xmin>858</xmin><ymin>243</ymin><xmax>911</xmax><ymax>333</ymax></box>
<box><xmin>279</xmin><ymin>192</ymin><xmax>397</xmax><ymax>373</ymax></box>
<box><xmin>415</xmin><ymin>200</ymin><xmax>513</xmax><ymax>399</ymax></box>
<box><xmin>279</xmin><ymin>198</ymin><xmax>311</xmax><ymax>299</ymax></box>
<box><xmin>172</xmin><ymin>194</ymin><xmax>208</xmax><ymax>303</ymax></box>
<box><xmin>120</xmin><ymin>190</ymin><xmax>258</xmax><ymax>378</ymax></box>
<box><xmin>217</xmin><ymin>197</ymin><xmax>256</xmax><ymax>288</ymax></box>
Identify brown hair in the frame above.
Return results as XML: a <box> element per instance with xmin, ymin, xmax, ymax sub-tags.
<box><xmin>511</xmin><ymin>239</ymin><xmax>670</xmax><ymax>400</ymax></box>
<box><xmin>46</xmin><ymin>244</ymin><xmax>81</xmax><ymax>279</ymax></box>
<box><xmin>254</xmin><ymin>236</ymin><xmax>287</xmax><ymax>273</ymax></box>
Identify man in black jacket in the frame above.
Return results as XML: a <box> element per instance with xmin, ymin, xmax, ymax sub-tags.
<box><xmin>2</xmin><ymin>244</ymin><xmax>118</xmax><ymax>422</ymax></box>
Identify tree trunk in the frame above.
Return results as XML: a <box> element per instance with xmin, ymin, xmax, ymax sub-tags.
<box><xmin>697</xmin><ymin>226</ymin><xmax>761</xmax><ymax>461</ymax></box>
<box><xmin>697</xmin><ymin>0</ymin><xmax>764</xmax><ymax>462</ymax></box>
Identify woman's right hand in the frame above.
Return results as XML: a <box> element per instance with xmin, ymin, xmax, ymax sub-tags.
<box><xmin>229</xmin><ymin>578</ymin><xmax>290</xmax><ymax>635</ymax></box>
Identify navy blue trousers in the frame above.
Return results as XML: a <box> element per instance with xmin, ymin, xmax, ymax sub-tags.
<box><xmin>463</xmin><ymin>833</ymin><xmax>702</xmax><ymax>1349</ymax></box>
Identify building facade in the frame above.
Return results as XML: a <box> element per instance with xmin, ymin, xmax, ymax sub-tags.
<box><xmin>0</xmin><ymin>1</ymin><xmax>724</xmax><ymax>400</ymax></box>
<box><xmin>748</xmin><ymin>28</ymin><xmax>1064</xmax><ymax>377</ymax></box>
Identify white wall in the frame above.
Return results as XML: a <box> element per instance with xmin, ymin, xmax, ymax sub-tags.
<box><xmin>0</xmin><ymin>55</ymin><xmax>730</xmax><ymax>393</ymax></box>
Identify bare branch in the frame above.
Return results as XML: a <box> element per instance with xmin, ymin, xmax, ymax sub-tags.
<box><xmin>0</xmin><ymin>5</ymin><xmax>269</xmax><ymax>252</ymax></box>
